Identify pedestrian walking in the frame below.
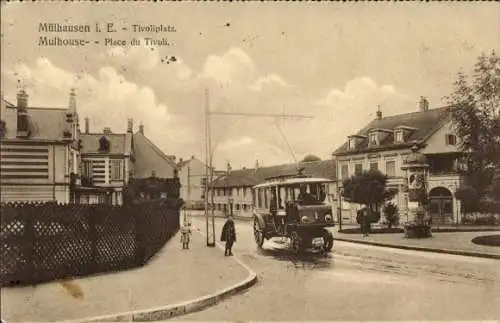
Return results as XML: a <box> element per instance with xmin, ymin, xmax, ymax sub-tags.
<box><xmin>220</xmin><ymin>215</ymin><xmax>237</xmax><ymax>256</ymax></box>
<box><xmin>180</xmin><ymin>221</ymin><xmax>192</xmax><ymax>249</ymax></box>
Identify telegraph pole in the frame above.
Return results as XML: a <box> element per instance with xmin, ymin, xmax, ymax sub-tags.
<box><xmin>186</xmin><ymin>165</ymin><xmax>191</xmax><ymax>224</ymax></box>
<box><xmin>203</xmin><ymin>89</ymin><xmax>313</xmax><ymax>248</ymax></box>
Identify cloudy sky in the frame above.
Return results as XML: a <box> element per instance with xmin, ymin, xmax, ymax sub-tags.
<box><xmin>1</xmin><ymin>2</ymin><xmax>499</xmax><ymax>169</ymax></box>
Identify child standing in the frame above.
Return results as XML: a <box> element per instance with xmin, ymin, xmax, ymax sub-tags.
<box><xmin>180</xmin><ymin>221</ymin><xmax>192</xmax><ymax>249</ymax></box>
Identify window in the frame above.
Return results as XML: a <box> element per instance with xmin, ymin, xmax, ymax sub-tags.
<box><xmin>369</xmin><ymin>132</ymin><xmax>378</xmax><ymax>145</ymax></box>
<box><xmin>341</xmin><ymin>164</ymin><xmax>349</xmax><ymax>179</ymax></box>
<box><xmin>395</xmin><ymin>130</ymin><xmax>404</xmax><ymax>143</ymax></box>
<box><xmin>243</xmin><ymin>187</ymin><xmax>247</xmax><ymax>197</ymax></box>
<box><xmin>110</xmin><ymin>160</ymin><xmax>123</xmax><ymax>181</ymax></box>
<box><xmin>354</xmin><ymin>163</ymin><xmax>363</xmax><ymax>175</ymax></box>
<box><xmin>348</xmin><ymin>138</ymin><xmax>356</xmax><ymax>150</ymax></box>
<box><xmin>98</xmin><ymin>136</ymin><xmax>110</xmax><ymax>153</ymax></box>
<box><xmin>369</xmin><ymin>162</ymin><xmax>378</xmax><ymax>171</ymax></box>
<box><xmin>82</xmin><ymin>160</ymin><xmax>93</xmax><ymax>178</ymax></box>
<box><xmin>200</xmin><ymin>177</ymin><xmax>207</xmax><ymax>187</ymax></box>
<box><xmin>257</xmin><ymin>189</ymin><xmax>263</xmax><ymax>208</ymax></box>
<box><xmin>236</xmin><ymin>187</ymin><xmax>240</xmax><ymax>196</ymax></box>
<box><xmin>445</xmin><ymin>134</ymin><xmax>456</xmax><ymax>146</ymax></box>
<box><xmin>386</xmin><ymin>160</ymin><xmax>396</xmax><ymax>177</ymax></box>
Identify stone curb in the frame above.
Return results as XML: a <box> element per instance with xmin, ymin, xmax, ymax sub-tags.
<box><xmin>55</xmin><ymin>231</ymin><xmax>258</xmax><ymax>323</ymax></box>
<box><xmin>335</xmin><ymin>237</ymin><xmax>500</xmax><ymax>260</ymax></box>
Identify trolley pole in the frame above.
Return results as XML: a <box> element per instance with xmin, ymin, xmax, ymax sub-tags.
<box><xmin>203</xmin><ymin>89</ymin><xmax>314</xmax><ymax>248</ymax></box>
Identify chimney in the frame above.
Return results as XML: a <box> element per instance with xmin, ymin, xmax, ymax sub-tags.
<box><xmin>103</xmin><ymin>127</ymin><xmax>112</xmax><ymax>135</ymax></box>
<box><xmin>419</xmin><ymin>96</ymin><xmax>429</xmax><ymax>112</ymax></box>
<box><xmin>68</xmin><ymin>88</ymin><xmax>76</xmax><ymax>113</ymax></box>
<box><xmin>376</xmin><ymin>105</ymin><xmax>382</xmax><ymax>120</ymax></box>
<box><xmin>255</xmin><ymin>160</ymin><xmax>259</xmax><ymax>169</ymax></box>
<box><xmin>191</xmin><ymin>155</ymin><xmax>195</xmax><ymax>160</ymax></box>
<box><xmin>179</xmin><ymin>157</ymin><xmax>183</xmax><ymax>163</ymax></box>
<box><xmin>84</xmin><ymin>117</ymin><xmax>89</xmax><ymax>134</ymax></box>
<box><xmin>16</xmin><ymin>88</ymin><xmax>29</xmax><ymax>136</ymax></box>
<box><xmin>139</xmin><ymin>123</ymin><xmax>144</xmax><ymax>134</ymax></box>
<box><xmin>127</xmin><ymin>118</ymin><xmax>133</xmax><ymax>133</ymax></box>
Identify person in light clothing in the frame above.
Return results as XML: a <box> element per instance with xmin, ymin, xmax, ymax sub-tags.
<box><xmin>180</xmin><ymin>221</ymin><xmax>192</xmax><ymax>249</ymax></box>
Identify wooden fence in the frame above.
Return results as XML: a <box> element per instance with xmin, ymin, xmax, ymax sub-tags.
<box><xmin>0</xmin><ymin>199</ymin><xmax>181</xmax><ymax>287</ymax></box>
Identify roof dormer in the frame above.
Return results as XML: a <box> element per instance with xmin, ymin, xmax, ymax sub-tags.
<box><xmin>368</xmin><ymin>128</ymin><xmax>392</xmax><ymax>147</ymax></box>
<box><xmin>348</xmin><ymin>134</ymin><xmax>366</xmax><ymax>150</ymax></box>
<box><xmin>393</xmin><ymin>125</ymin><xmax>417</xmax><ymax>144</ymax></box>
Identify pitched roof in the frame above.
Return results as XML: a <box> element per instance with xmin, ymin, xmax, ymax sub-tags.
<box><xmin>333</xmin><ymin>106</ymin><xmax>453</xmax><ymax>156</ymax></box>
<box><xmin>2</xmin><ymin>103</ymin><xmax>71</xmax><ymax>141</ymax></box>
<box><xmin>80</xmin><ymin>133</ymin><xmax>132</xmax><ymax>155</ymax></box>
<box><xmin>210</xmin><ymin>159</ymin><xmax>337</xmax><ymax>188</ymax></box>
<box><xmin>132</xmin><ymin>131</ymin><xmax>177</xmax><ymax>179</ymax></box>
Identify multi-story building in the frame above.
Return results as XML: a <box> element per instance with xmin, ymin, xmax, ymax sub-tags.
<box><xmin>208</xmin><ymin>159</ymin><xmax>337</xmax><ymax>217</ymax></box>
<box><xmin>78</xmin><ymin>119</ymin><xmax>134</xmax><ymax>205</ymax></box>
<box><xmin>333</xmin><ymin>97</ymin><xmax>465</xmax><ymax>225</ymax></box>
<box><xmin>1</xmin><ymin>88</ymin><xmax>178</xmax><ymax>205</ymax></box>
<box><xmin>0</xmin><ymin>89</ymin><xmax>81</xmax><ymax>203</ymax></box>
<box><xmin>176</xmin><ymin>155</ymin><xmax>211</xmax><ymax>209</ymax></box>
<box><xmin>79</xmin><ymin>119</ymin><xmax>177</xmax><ymax>205</ymax></box>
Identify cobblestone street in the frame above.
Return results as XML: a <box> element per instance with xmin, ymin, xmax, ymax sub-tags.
<box><xmin>182</xmin><ymin>217</ymin><xmax>500</xmax><ymax>321</ymax></box>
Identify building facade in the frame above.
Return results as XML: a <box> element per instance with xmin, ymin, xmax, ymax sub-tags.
<box><xmin>333</xmin><ymin>98</ymin><xmax>465</xmax><ymax>225</ymax></box>
<box><xmin>1</xmin><ymin>89</ymin><xmax>81</xmax><ymax>203</ymax></box>
<box><xmin>207</xmin><ymin>160</ymin><xmax>337</xmax><ymax>218</ymax></box>
<box><xmin>78</xmin><ymin>119</ymin><xmax>134</xmax><ymax>205</ymax></box>
<box><xmin>1</xmin><ymin>89</ymin><xmax>178</xmax><ymax>205</ymax></box>
<box><xmin>176</xmin><ymin>155</ymin><xmax>210</xmax><ymax>209</ymax></box>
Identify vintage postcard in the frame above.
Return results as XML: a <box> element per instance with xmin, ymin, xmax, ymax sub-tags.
<box><xmin>1</xmin><ymin>1</ymin><xmax>499</xmax><ymax>323</ymax></box>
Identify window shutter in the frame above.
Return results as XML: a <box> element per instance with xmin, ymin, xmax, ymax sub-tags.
<box><xmin>445</xmin><ymin>134</ymin><xmax>450</xmax><ymax>145</ymax></box>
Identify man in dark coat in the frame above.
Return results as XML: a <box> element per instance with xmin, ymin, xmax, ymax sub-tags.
<box><xmin>220</xmin><ymin>215</ymin><xmax>237</xmax><ymax>256</ymax></box>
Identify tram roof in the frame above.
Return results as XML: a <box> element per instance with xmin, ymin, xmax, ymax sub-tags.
<box><xmin>253</xmin><ymin>177</ymin><xmax>334</xmax><ymax>189</ymax></box>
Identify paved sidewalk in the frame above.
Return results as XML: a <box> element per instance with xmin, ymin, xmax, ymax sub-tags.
<box><xmin>1</xmin><ymin>230</ymin><xmax>249</xmax><ymax>322</ymax></box>
<box><xmin>334</xmin><ymin>229</ymin><xmax>500</xmax><ymax>259</ymax></box>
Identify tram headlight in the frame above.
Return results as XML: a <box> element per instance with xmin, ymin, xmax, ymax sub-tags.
<box><xmin>301</xmin><ymin>215</ymin><xmax>308</xmax><ymax>223</ymax></box>
<box><xmin>325</xmin><ymin>214</ymin><xmax>333</xmax><ymax>222</ymax></box>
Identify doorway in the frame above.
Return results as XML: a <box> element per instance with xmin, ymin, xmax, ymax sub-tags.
<box><xmin>428</xmin><ymin>187</ymin><xmax>453</xmax><ymax>225</ymax></box>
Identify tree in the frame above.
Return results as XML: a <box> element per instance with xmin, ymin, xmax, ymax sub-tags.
<box><xmin>486</xmin><ymin>166</ymin><xmax>500</xmax><ymax>201</ymax></box>
<box><xmin>342</xmin><ymin>169</ymin><xmax>398</xmax><ymax>223</ymax></box>
<box><xmin>446</xmin><ymin>50</ymin><xmax>500</xmax><ymax>202</ymax></box>
<box><xmin>455</xmin><ymin>185</ymin><xmax>481</xmax><ymax>215</ymax></box>
<box><xmin>300</xmin><ymin>154</ymin><xmax>321</xmax><ymax>163</ymax></box>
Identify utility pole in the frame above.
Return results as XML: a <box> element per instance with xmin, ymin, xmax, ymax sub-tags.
<box><xmin>204</xmin><ymin>89</ymin><xmax>215</xmax><ymax>247</ymax></box>
<box><xmin>186</xmin><ymin>165</ymin><xmax>191</xmax><ymax>224</ymax></box>
<box><xmin>203</xmin><ymin>89</ymin><xmax>314</xmax><ymax>248</ymax></box>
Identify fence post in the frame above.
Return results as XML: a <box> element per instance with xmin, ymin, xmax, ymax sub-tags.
<box><xmin>23</xmin><ymin>206</ymin><xmax>35</xmax><ymax>285</ymax></box>
<box><xmin>88</xmin><ymin>206</ymin><xmax>99</xmax><ymax>274</ymax></box>
<box><xmin>133</xmin><ymin>205</ymin><xmax>145</xmax><ymax>265</ymax></box>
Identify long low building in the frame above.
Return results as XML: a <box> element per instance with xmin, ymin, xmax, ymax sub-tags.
<box><xmin>207</xmin><ymin>159</ymin><xmax>337</xmax><ymax>218</ymax></box>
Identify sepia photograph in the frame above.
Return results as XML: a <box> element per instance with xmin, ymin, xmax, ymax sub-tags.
<box><xmin>0</xmin><ymin>1</ymin><xmax>499</xmax><ymax>322</ymax></box>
